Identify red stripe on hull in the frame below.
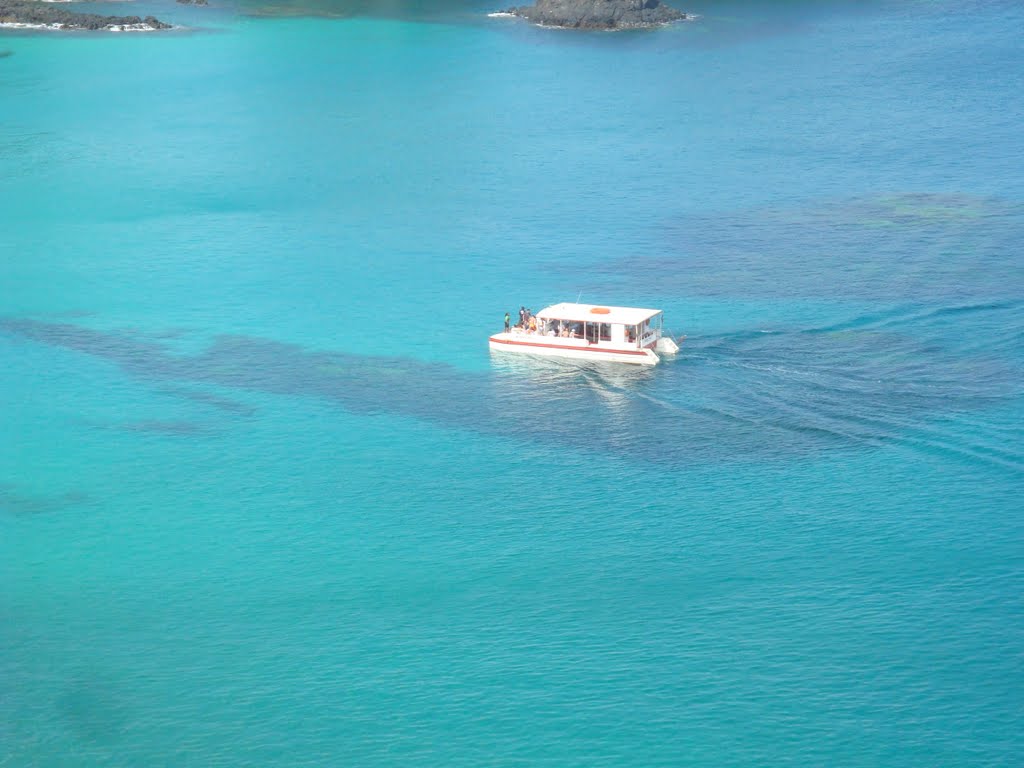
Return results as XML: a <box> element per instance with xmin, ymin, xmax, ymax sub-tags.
<box><xmin>489</xmin><ymin>336</ymin><xmax>650</xmax><ymax>356</ymax></box>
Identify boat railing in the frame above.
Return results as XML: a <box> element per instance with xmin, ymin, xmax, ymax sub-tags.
<box><xmin>640</xmin><ymin>330</ymin><xmax>659</xmax><ymax>347</ymax></box>
<box><xmin>509</xmin><ymin>326</ymin><xmax>591</xmax><ymax>343</ymax></box>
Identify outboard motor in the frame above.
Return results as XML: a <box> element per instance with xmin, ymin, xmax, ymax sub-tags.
<box><xmin>656</xmin><ymin>336</ymin><xmax>681</xmax><ymax>355</ymax></box>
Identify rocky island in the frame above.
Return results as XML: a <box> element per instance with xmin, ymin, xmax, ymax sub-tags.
<box><xmin>0</xmin><ymin>0</ymin><xmax>172</xmax><ymax>30</ymax></box>
<box><xmin>505</xmin><ymin>0</ymin><xmax>688</xmax><ymax>29</ymax></box>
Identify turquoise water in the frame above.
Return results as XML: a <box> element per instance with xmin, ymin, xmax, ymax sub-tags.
<box><xmin>2</xmin><ymin>1</ymin><xmax>1023</xmax><ymax>764</ymax></box>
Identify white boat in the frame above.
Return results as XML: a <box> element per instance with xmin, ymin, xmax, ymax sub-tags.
<box><xmin>489</xmin><ymin>302</ymin><xmax>681</xmax><ymax>366</ymax></box>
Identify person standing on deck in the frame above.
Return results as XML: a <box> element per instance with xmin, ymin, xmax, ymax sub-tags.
<box><xmin>504</xmin><ymin>312</ymin><xmax>511</xmax><ymax>332</ymax></box>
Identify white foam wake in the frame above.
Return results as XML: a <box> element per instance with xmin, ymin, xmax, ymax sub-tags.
<box><xmin>0</xmin><ymin>21</ymin><xmax>172</xmax><ymax>31</ymax></box>
<box><xmin>0</xmin><ymin>21</ymin><xmax>67</xmax><ymax>29</ymax></box>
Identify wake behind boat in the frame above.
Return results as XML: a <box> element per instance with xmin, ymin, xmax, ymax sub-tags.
<box><xmin>490</xmin><ymin>302</ymin><xmax>681</xmax><ymax>366</ymax></box>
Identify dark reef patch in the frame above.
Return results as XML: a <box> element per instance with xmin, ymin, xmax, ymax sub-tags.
<box><xmin>160</xmin><ymin>386</ymin><xmax>257</xmax><ymax>416</ymax></box>
<box><xmin>0</xmin><ymin>484</ymin><xmax>89</xmax><ymax>517</ymax></box>
<box><xmin>120</xmin><ymin>420</ymin><xmax>210</xmax><ymax>436</ymax></box>
<box><xmin>583</xmin><ymin>193</ymin><xmax>1024</xmax><ymax>302</ymax></box>
<box><xmin>3</xmin><ymin>316</ymin><xmax>1020</xmax><ymax>469</ymax></box>
<box><xmin>56</xmin><ymin>679</ymin><xmax>128</xmax><ymax>745</ymax></box>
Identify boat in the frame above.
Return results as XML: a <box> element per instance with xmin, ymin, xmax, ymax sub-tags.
<box><xmin>489</xmin><ymin>302</ymin><xmax>681</xmax><ymax>366</ymax></box>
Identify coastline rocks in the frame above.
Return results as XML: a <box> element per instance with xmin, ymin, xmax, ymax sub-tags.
<box><xmin>0</xmin><ymin>0</ymin><xmax>172</xmax><ymax>30</ymax></box>
<box><xmin>507</xmin><ymin>0</ymin><xmax>688</xmax><ymax>29</ymax></box>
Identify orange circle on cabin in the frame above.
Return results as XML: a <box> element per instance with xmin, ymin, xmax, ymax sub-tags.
<box><xmin>590</xmin><ymin>307</ymin><xmax>611</xmax><ymax>314</ymax></box>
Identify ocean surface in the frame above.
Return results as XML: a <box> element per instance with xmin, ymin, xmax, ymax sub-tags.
<box><xmin>2</xmin><ymin>0</ymin><xmax>1023</xmax><ymax>764</ymax></box>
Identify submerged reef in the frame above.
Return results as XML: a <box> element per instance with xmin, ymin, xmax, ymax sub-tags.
<box><xmin>0</xmin><ymin>0</ymin><xmax>172</xmax><ymax>30</ymax></box>
<box><xmin>3</xmin><ymin>315</ymin><xmax>1019</xmax><ymax>469</ymax></box>
<box><xmin>506</xmin><ymin>0</ymin><xmax>688</xmax><ymax>29</ymax></box>
<box><xmin>579</xmin><ymin>193</ymin><xmax>1024</xmax><ymax>302</ymax></box>
<box><xmin>0</xmin><ymin>484</ymin><xmax>88</xmax><ymax>517</ymax></box>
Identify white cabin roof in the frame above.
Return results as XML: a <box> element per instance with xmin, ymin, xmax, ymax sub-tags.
<box><xmin>536</xmin><ymin>303</ymin><xmax>662</xmax><ymax>326</ymax></box>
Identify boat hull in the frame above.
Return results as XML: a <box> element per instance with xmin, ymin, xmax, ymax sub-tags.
<box><xmin>488</xmin><ymin>334</ymin><xmax>659</xmax><ymax>365</ymax></box>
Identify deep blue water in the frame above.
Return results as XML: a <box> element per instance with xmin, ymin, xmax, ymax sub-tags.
<box><xmin>2</xmin><ymin>1</ymin><xmax>1022</xmax><ymax>765</ymax></box>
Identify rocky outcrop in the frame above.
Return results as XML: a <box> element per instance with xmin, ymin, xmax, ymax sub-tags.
<box><xmin>507</xmin><ymin>0</ymin><xmax>688</xmax><ymax>29</ymax></box>
<box><xmin>0</xmin><ymin>0</ymin><xmax>172</xmax><ymax>30</ymax></box>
